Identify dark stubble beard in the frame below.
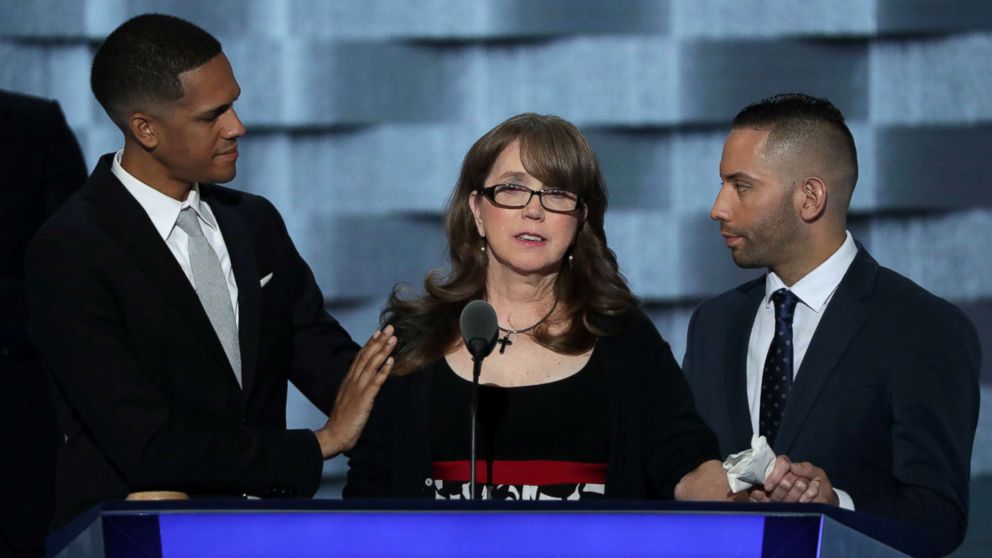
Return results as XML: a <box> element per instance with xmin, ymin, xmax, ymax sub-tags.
<box><xmin>730</xmin><ymin>188</ymin><xmax>803</xmax><ymax>270</ymax></box>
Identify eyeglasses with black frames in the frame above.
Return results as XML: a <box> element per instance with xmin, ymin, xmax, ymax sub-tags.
<box><xmin>480</xmin><ymin>183</ymin><xmax>582</xmax><ymax>213</ymax></box>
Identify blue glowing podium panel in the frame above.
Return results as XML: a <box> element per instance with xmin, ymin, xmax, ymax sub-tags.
<box><xmin>50</xmin><ymin>501</ymin><xmax>916</xmax><ymax>558</ymax></box>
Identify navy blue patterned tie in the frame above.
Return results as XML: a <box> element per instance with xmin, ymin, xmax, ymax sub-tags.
<box><xmin>759</xmin><ymin>288</ymin><xmax>800</xmax><ymax>448</ymax></box>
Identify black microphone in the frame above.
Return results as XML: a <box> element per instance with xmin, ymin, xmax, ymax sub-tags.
<box><xmin>460</xmin><ymin>299</ymin><xmax>498</xmax><ymax>361</ymax></box>
<box><xmin>459</xmin><ymin>299</ymin><xmax>498</xmax><ymax>500</ymax></box>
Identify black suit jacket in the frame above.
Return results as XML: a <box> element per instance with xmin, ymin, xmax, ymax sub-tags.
<box><xmin>26</xmin><ymin>154</ymin><xmax>359</xmax><ymax>528</ymax></box>
<box><xmin>683</xmin><ymin>247</ymin><xmax>980</xmax><ymax>556</ymax></box>
<box><xmin>1</xmin><ymin>90</ymin><xmax>86</xmax><ymax>355</ymax></box>
<box><xmin>0</xmin><ymin>90</ymin><xmax>86</xmax><ymax>557</ymax></box>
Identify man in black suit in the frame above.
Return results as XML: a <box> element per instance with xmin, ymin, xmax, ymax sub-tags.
<box><xmin>25</xmin><ymin>14</ymin><xmax>394</xmax><ymax>530</ymax></box>
<box><xmin>1</xmin><ymin>90</ymin><xmax>87</xmax><ymax>557</ymax></box>
<box><xmin>683</xmin><ymin>93</ymin><xmax>980</xmax><ymax>556</ymax></box>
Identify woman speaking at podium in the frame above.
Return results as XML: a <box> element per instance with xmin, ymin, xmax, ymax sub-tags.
<box><xmin>345</xmin><ymin>113</ymin><xmax>733</xmax><ymax>501</ymax></box>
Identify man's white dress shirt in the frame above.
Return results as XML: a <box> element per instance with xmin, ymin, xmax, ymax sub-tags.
<box><xmin>746</xmin><ymin>231</ymin><xmax>858</xmax><ymax>510</ymax></box>
<box><xmin>111</xmin><ymin>150</ymin><xmax>239</xmax><ymax>326</ymax></box>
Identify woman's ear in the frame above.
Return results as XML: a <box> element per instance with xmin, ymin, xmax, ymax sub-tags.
<box><xmin>468</xmin><ymin>191</ymin><xmax>486</xmax><ymax>237</ymax></box>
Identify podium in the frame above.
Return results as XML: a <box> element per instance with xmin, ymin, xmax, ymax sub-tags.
<box><xmin>48</xmin><ymin>500</ymin><xmax>926</xmax><ymax>557</ymax></box>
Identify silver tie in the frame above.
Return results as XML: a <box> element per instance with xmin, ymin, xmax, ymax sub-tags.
<box><xmin>175</xmin><ymin>208</ymin><xmax>242</xmax><ymax>387</ymax></box>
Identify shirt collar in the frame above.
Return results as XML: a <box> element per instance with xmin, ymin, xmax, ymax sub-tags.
<box><xmin>764</xmin><ymin>231</ymin><xmax>858</xmax><ymax>313</ymax></box>
<box><xmin>111</xmin><ymin>150</ymin><xmax>216</xmax><ymax>240</ymax></box>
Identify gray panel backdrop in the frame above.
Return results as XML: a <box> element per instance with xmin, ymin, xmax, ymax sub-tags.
<box><xmin>2</xmin><ymin>0</ymin><xmax>990</xmax><ymax>554</ymax></box>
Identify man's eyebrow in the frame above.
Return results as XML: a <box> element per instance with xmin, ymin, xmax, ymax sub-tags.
<box><xmin>195</xmin><ymin>103</ymin><xmax>228</xmax><ymax>117</ymax></box>
<box><xmin>196</xmin><ymin>94</ymin><xmax>240</xmax><ymax>117</ymax></box>
<box><xmin>723</xmin><ymin>171</ymin><xmax>762</xmax><ymax>183</ymax></box>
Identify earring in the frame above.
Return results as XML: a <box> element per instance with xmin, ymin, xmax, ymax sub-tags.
<box><xmin>568</xmin><ymin>253</ymin><xmax>574</xmax><ymax>268</ymax></box>
<box><xmin>480</xmin><ymin>239</ymin><xmax>487</xmax><ymax>253</ymax></box>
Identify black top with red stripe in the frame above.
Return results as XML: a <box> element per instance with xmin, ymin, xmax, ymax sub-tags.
<box><xmin>429</xmin><ymin>348</ymin><xmax>608</xmax><ymax>500</ymax></box>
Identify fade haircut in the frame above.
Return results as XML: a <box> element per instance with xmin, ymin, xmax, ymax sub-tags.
<box><xmin>91</xmin><ymin>14</ymin><xmax>222</xmax><ymax>128</ymax></box>
<box><xmin>733</xmin><ymin>93</ymin><xmax>858</xmax><ymax>205</ymax></box>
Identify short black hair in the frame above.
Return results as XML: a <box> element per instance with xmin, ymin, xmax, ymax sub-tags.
<box><xmin>733</xmin><ymin>93</ymin><xmax>858</xmax><ymax>199</ymax></box>
<box><xmin>91</xmin><ymin>14</ymin><xmax>222</xmax><ymax>127</ymax></box>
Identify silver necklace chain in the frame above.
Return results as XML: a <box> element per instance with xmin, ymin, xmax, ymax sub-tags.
<box><xmin>494</xmin><ymin>299</ymin><xmax>558</xmax><ymax>354</ymax></box>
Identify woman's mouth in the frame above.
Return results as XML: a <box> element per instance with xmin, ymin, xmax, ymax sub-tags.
<box><xmin>514</xmin><ymin>233</ymin><xmax>547</xmax><ymax>246</ymax></box>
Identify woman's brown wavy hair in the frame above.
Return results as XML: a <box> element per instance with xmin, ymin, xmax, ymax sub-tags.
<box><xmin>383</xmin><ymin>113</ymin><xmax>639</xmax><ymax>375</ymax></box>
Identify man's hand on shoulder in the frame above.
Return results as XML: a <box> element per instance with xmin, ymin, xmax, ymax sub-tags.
<box><xmin>314</xmin><ymin>325</ymin><xmax>396</xmax><ymax>459</ymax></box>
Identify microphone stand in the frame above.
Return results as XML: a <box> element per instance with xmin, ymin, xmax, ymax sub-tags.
<box><xmin>469</xmin><ymin>354</ymin><xmax>482</xmax><ymax>500</ymax></box>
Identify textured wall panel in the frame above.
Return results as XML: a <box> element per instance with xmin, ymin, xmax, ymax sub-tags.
<box><xmin>670</xmin><ymin>129</ymin><xmax>726</xmax><ymax>213</ymax></box>
<box><xmin>679</xmin><ymin>40</ymin><xmax>868</xmax><ymax>124</ymax></box>
<box><xmin>0</xmin><ymin>42</ymin><xmax>49</xmax><ymax>97</ymax></box>
<box><xmin>874</xmin><ymin>126</ymin><xmax>992</xmax><ymax>210</ymax></box>
<box><xmin>449</xmin><ymin>38</ymin><xmax>679</xmax><ymax>126</ymax></box>
<box><xmin>672</xmin><ymin>0</ymin><xmax>875</xmax><ymax>38</ymax></box>
<box><xmin>0</xmin><ymin>0</ymin><xmax>93</xmax><ymax>37</ymax></box>
<box><xmin>607</xmin><ymin>211</ymin><xmax>754</xmax><ymax>299</ymax></box>
<box><xmin>870</xmin><ymin>33</ymin><xmax>992</xmax><ymax>125</ymax></box>
<box><xmin>288</xmin><ymin>0</ymin><xmax>669</xmax><ymax>40</ymax></box>
<box><xmin>877</xmin><ymin>0</ymin><xmax>992</xmax><ymax>34</ymax></box>
<box><xmin>864</xmin><ymin>209</ymin><xmax>992</xmax><ymax>302</ymax></box>
<box><xmin>154</xmin><ymin>0</ymin><xmax>286</xmax><ymax>40</ymax></box>
<box><xmin>300</xmin><ymin>213</ymin><xmax>447</xmax><ymax>301</ymax></box>
<box><xmin>284</xmin><ymin>126</ymin><xmax>458</xmax><ymax>214</ymax></box>
<box><xmin>224</xmin><ymin>39</ymin><xmax>452</xmax><ymax>126</ymax></box>
<box><xmin>585</xmin><ymin>129</ymin><xmax>671</xmax><ymax>209</ymax></box>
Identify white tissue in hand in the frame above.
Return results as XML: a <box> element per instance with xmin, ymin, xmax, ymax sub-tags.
<box><xmin>723</xmin><ymin>435</ymin><xmax>777</xmax><ymax>493</ymax></box>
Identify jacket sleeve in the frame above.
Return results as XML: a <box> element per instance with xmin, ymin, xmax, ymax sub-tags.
<box><xmin>854</xmin><ymin>305</ymin><xmax>980</xmax><ymax>556</ymax></box>
<box><xmin>633</xmin><ymin>315</ymin><xmax>721</xmax><ymax>498</ymax></box>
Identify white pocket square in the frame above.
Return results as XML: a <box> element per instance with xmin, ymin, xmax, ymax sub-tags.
<box><xmin>260</xmin><ymin>272</ymin><xmax>273</xmax><ymax>287</ymax></box>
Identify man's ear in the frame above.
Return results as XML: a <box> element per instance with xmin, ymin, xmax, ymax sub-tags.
<box><xmin>128</xmin><ymin>112</ymin><xmax>159</xmax><ymax>150</ymax></box>
<box><xmin>798</xmin><ymin>176</ymin><xmax>828</xmax><ymax>222</ymax></box>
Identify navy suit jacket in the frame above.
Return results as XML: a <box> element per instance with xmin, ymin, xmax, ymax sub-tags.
<box><xmin>26</xmin><ymin>154</ymin><xmax>359</xmax><ymax>528</ymax></box>
<box><xmin>683</xmin><ymin>246</ymin><xmax>980</xmax><ymax>556</ymax></box>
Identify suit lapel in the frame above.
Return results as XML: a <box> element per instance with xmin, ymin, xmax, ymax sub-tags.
<box><xmin>85</xmin><ymin>156</ymin><xmax>236</xmax><ymax>384</ymax></box>
<box><xmin>204</xmin><ymin>187</ymin><xmax>262</xmax><ymax>399</ymax></box>
<box><xmin>774</xmin><ymin>248</ymin><xmax>877</xmax><ymax>454</ymax></box>
<box><xmin>726</xmin><ymin>279</ymin><xmax>765</xmax><ymax>450</ymax></box>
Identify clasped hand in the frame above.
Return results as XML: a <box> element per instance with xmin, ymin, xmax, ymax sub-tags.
<box><xmin>749</xmin><ymin>455</ymin><xmax>839</xmax><ymax>505</ymax></box>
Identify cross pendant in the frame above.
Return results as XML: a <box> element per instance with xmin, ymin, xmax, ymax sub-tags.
<box><xmin>496</xmin><ymin>333</ymin><xmax>512</xmax><ymax>354</ymax></box>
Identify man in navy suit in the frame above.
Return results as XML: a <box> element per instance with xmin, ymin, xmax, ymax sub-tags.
<box><xmin>25</xmin><ymin>14</ymin><xmax>394</xmax><ymax>530</ymax></box>
<box><xmin>683</xmin><ymin>93</ymin><xmax>980</xmax><ymax>556</ymax></box>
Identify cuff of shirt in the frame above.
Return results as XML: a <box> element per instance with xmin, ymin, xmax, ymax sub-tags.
<box><xmin>834</xmin><ymin>488</ymin><xmax>855</xmax><ymax>511</ymax></box>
